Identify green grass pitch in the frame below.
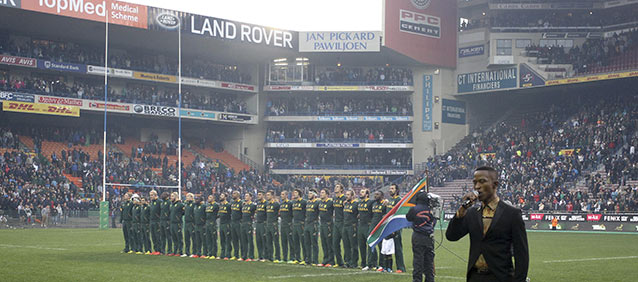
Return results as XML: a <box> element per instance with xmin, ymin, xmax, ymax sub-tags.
<box><xmin>0</xmin><ymin>228</ymin><xmax>637</xmax><ymax>281</ymax></box>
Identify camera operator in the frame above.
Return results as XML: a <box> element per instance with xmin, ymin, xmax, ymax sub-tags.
<box><xmin>406</xmin><ymin>191</ymin><xmax>437</xmax><ymax>282</ymax></box>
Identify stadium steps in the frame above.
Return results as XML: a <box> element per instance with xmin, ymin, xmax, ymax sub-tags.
<box><xmin>191</xmin><ymin>146</ymin><xmax>250</xmax><ymax>172</ymax></box>
<box><xmin>428</xmin><ymin>179</ymin><xmax>473</xmax><ymax>208</ymax></box>
<box><xmin>18</xmin><ymin>135</ymin><xmax>35</xmax><ymax>151</ymax></box>
<box><xmin>115</xmin><ymin>137</ymin><xmax>197</xmax><ymax>169</ymax></box>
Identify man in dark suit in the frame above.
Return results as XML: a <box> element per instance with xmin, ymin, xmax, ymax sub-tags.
<box><xmin>446</xmin><ymin>166</ymin><xmax>529</xmax><ymax>282</ymax></box>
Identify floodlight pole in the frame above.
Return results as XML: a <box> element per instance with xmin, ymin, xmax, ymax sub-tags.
<box><xmin>102</xmin><ymin>14</ymin><xmax>109</xmax><ymax>202</ymax></box>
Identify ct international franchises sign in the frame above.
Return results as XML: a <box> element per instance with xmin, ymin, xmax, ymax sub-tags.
<box><xmin>299</xmin><ymin>31</ymin><xmax>381</xmax><ymax>52</ymax></box>
<box><xmin>189</xmin><ymin>14</ymin><xmax>295</xmax><ymax>49</ymax></box>
<box><xmin>2</xmin><ymin>101</ymin><xmax>80</xmax><ymax>117</ymax></box>
<box><xmin>21</xmin><ymin>0</ymin><xmax>148</xmax><ymax>29</ymax></box>
<box><xmin>441</xmin><ymin>99</ymin><xmax>466</xmax><ymax>125</ymax></box>
<box><xmin>457</xmin><ymin>68</ymin><xmax>517</xmax><ymax>93</ymax></box>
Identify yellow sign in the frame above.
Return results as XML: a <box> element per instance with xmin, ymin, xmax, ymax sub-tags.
<box><xmin>318</xmin><ymin>86</ymin><xmax>361</xmax><ymax>91</ymax></box>
<box><xmin>133</xmin><ymin>71</ymin><xmax>177</xmax><ymax>83</ymax></box>
<box><xmin>480</xmin><ymin>153</ymin><xmax>496</xmax><ymax>160</ymax></box>
<box><xmin>546</xmin><ymin>70</ymin><xmax>638</xmax><ymax>86</ymax></box>
<box><xmin>2</xmin><ymin>101</ymin><xmax>80</xmax><ymax>117</ymax></box>
<box><xmin>558</xmin><ymin>148</ymin><xmax>580</xmax><ymax>156</ymax></box>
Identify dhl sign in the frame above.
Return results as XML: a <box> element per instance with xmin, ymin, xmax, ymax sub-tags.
<box><xmin>2</xmin><ymin>101</ymin><xmax>80</xmax><ymax>117</ymax></box>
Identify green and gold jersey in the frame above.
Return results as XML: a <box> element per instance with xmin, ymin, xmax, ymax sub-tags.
<box><xmin>305</xmin><ymin>198</ymin><xmax>320</xmax><ymax>222</ymax></box>
<box><xmin>318</xmin><ymin>198</ymin><xmax>334</xmax><ymax>223</ymax></box>
<box><xmin>241</xmin><ymin>201</ymin><xmax>256</xmax><ymax>223</ymax></box>
<box><xmin>255</xmin><ymin>200</ymin><xmax>267</xmax><ymax>223</ymax></box>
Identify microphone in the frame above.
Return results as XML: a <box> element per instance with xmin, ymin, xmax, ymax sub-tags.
<box><xmin>461</xmin><ymin>191</ymin><xmax>479</xmax><ymax>209</ymax></box>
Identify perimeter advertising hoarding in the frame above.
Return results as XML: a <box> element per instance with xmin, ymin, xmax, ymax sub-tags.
<box><xmin>2</xmin><ymin>101</ymin><xmax>79</xmax><ymax>117</ymax></box>
<box><xmin>299</xmin><ymin>31</ymin><xmax>381</xmax><ymax>52</ymax></box>
<box><xmin>441</xmin><ymin>99</ymin><xmax>466</xmax><ymax>125</ymax></box>
<box><xmin>22</xmin><ymin>0</ymin><xmax>148</xmax><ymax>29</ymax></box>
<box><xmin>383</xmin><ymin>0</ymin><xmax>457</xmax><ymax>68</ymax></box>
<box><xmin>422</xmin><ymin>75</ymin><xmax>433</xmax><ymax>131</ymax></box>
<box><xmin>0</xmin><ymin>92</ymin><xmax>34</xmax><ymax>102</ymax></box>
<box><xmin>457</xmin><ymin>67</ymin><xmax>518</xmax><ymax>93</ymax></box>
<box><xmin>188</xmin><ymin>14</ymin><xmax>296</xmax><ymax>50</ymax></box>
<box><xmin>519</xmin><ymin>64</ymin><xmax>546</xmax><ymax>88</ymax></box>
<box><xmin>0</xmin><ymin>55</ymin><xmax>37</xmax><ymax>68</ymax></box>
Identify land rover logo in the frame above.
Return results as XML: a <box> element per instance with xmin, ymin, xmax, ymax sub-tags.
<box><xmin>44</xmin><ymin>61</ymin><xmax>51</xmax><ymax>68</ymax></box>
<box><xmin>156</xmin><ymin>13</ymin><xmax>179</xmax><ymax>29</ymax></box>
<box><xmin>134</xmin><ymin>105</ymin><xmax>143</xmax><ymax>113</ymax></box>
<box><xmin>411</xmin><ymin>0</ymin><xmax>431</xmax><ymax>10</ymax></box>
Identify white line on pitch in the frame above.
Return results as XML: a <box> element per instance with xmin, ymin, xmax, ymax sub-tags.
<box><xmin>0</xmin><ymin>244</ymin><xmax>68</xmax><ymax>251</ymax></box>
<box><xmin>543</xmin><ymin>256</ymin><xmax>638</xmax><ymax>263</ymax></box>
<box><xmin>268</xmin><ymin>271</ymin><xmax>464</xmax><ymax>280</ymax></box>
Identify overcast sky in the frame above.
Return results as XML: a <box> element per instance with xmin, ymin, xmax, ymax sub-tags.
<box><xmin>124</xmin><ymin>0</ymin><xmax>383</xmax><ymax>31</ymax></box>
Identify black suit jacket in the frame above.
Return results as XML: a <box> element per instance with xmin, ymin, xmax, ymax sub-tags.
<box><xmin>446</xmin><ymin>200</ymin><xmax>529</xmax><ymax>282</ymax></box>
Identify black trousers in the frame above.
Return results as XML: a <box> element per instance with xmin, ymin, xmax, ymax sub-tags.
<box><xmin>468</xmin><ymin>270</ymin><xmax>499</xmax><ymax>282</ymax></box>
<box><xmin>412</xmin><ymin>233</ymin><xmax>435</xmax><ymax>282</ymax></box>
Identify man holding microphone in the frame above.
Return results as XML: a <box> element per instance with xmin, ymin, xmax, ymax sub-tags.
<box><xmin>446</xmin><ymin>166</ymin><xmax>529</xmax><ymax>282</ymax></box>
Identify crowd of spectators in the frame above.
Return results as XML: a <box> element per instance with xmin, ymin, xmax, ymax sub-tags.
<box><xmin>267</xmin><ymin>96</ymin><xmax>412</xmax><ymax>116</ymax></box>
<box><xmin>461</xmin><ymin>5</ymin><xmax>638</xmax><ymax>31</ymax></box>
<box><xmin>266</xmin><ymin>124</ymin><xmax>412</xmax><ymax>143</ymax></box>
<box><xmin>0</xmin><ymin>35</ymin><xmax>252</xmax><ymax>84</ymax></box>
<box><xmin>526</xmin><ymin>29</ymin><xmax>638</xmax><ymax>74</ymax></box>
<box><xmin>422</xmin><ymin>92</ymin><xmax>638</xmax><ymax>212</ymax></box>
<box><xmin>265</xmin><ymin>149</ymin><xmax>412</xmax><ymax>170</ymax></box>
<box><xmin>0</xmin><ymin>72</ymin><xmax>250</xmax><ymax>114</ymax></box>
<box><xmin>313</xmin><ymin>66</ymin><xmax>413</xmax><ymax>86</ymax></box>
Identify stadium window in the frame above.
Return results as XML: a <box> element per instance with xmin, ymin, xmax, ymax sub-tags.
<box><xmin>496</xmin><ymin>39</ymin><xmax>512</xmax><ymax>55</ymax></box>
<box><xmin>516</xmin><ymin>39</ymin><xmax>532</xmax><ymax>49</ymax></box>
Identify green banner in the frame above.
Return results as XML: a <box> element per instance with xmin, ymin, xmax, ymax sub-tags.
<box><xmin>99</xmin><ymin>201</ymin><xmax>109</xmax><ymax>230</ymax></box>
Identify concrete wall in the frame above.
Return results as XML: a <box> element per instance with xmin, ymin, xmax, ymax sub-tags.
<box><xmin>412</xmin><ymin>68</ymin><xmax>469</xmax><ymax>166</ymax></box>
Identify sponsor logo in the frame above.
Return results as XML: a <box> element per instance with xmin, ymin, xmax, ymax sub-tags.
<box><xmin>522</xmin><ymin>73</ymin><xmax>533</xmax><ymax>83</ymax></box>
<box><xmin>530</xmin><ymin>223</ymin><xmax>539</xmax><ymax>229</ymax></box>
<box><xmin>133</xmin><ymin>71</ymin><xmax>176</xmax><ymax>83</ymax></box>
<box><xmin>316</xmin><ymin>143</ymin><xmax>360</xmax><ymax>148</ymax></box>
<box><xmin>39</xmin><ymin>60</ymin><xmax>86</xmax><ymax>73</ymax></box>
<box><xmin>458</xmin><ymin>45</ymin><xmax>484</xmax><ymax>58</ymax></box>
<box><xmin>530</xmin><ymin>214</ymin><xmax>543</xmax><ymax>220</ymax></box>
<box><xmin>134</xmin><ymin>105</ymin><xmax>176</xmax><ymax>117</ymax></box>
<box><xmin>411</xmin><ymin>0</ymin><xmax>431</xmax><ymax>10</ymax></box>
<box><xmin>22</xmin><ymin>0</ymin><xmax>147</xmax><ymax>29</ymax></box>
<box><xmin>0</xmin><ymin>55</ymin><xmax>37</xmax><ymax>67</ymax></box>
<box><xmin>2</xmin><ymin>101</ymin><xmax>79</xmax><ymax>117</ymax></box>
<box><xmin>399</xmin><ymin>9</ymin><xmax>440</xmax><ymax>38</ymax></box>
<box><xmin>615</xmin><ymin>224</ymin><xmax>624</xmax><ymax>231</ymax></box>
<box><xmin>592</xmin><ymin>224</ymin><xmax>606</xmax><ymax>231</ymax></box>
<box><xmin>220</xmin><ymin>82</ymin><xmax>255</xmax><ymax>91</ymax></box>
<box><xmin>88</xmin><ymin>102</ymin><xmax>130</xmax><ymax>111</ymax></box>
<box><xmin>568</xmin><ymin>215</ymin><xmax>585</xmax><ymax>222</ymax></box>
<box><xmin>0</xmin><ymin>0</ymin><xmax>20</xmax><ymax>8</ymax></box>
<box><xmin>571</xmin><ymin>224</ymin><xmax>580</xmax><ymax>230</ymax></box>
<box><xmin>587</xmin><ymin>214</ymin><xmax>602</xmax><ymax>221</ymax></box>
<box><xmin>190</xmin><ymin>15</ymin><xmax>295</xmax><ymax>49</ymax></box>
<box><xmin>38</xmin><ymin>96</ymin><xmax>83</xmax><ymax>106</ymax></box>
<box><xmin>219</xmin><ymin>113</ymin><xmax>251</xmax><ymax>122</ymax></box>
<box><xmin>0</xmin><ymin>91</ymin><xmax>34</xmax><ymax>102</ymax></box>
<box><xmin>156</xmin><ymin>12</ymin><xmax>179</xmax><ymax>29</ymax></box>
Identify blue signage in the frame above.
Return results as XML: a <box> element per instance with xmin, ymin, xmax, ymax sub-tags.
<box><xmin>422</xmin><ymin>75</ymin><xmax>433</xmax><ymax>132</ymax></box>
<box><xmin>441</xmin><ymin>99</ymin><xmax>466</xmax><ymax>125</ymax></box>
<box><xmin>519</xmin><ymin>64</ymin><xmax>546</xmax><ymax>88</ymax></box>
<box><xmin>38</xmin><ymin>60</ymin><xmax>87</xmax><ymax>73</ymax></box>
<box><xmin>315</xmin><ymin>116</ymin><xmax>410</xmax><ymax>121</ymax></box>
<box><xmin>180</xmin><ymin>109</ymin><xmax>215</xmax><ymax>119</ymax></box>
<box><xmin>0</xmin><ymin>91</ymin><xmax>34</xmax><ymax>102</ymax></box>
<box><xmin>457</xmin><ymin>68</ymin><xmax>517</xmax><ymax>93</ymax></box>
<box><xmin>459</xmin><ymin>44</ymin><xmax>484</xmax><ymax>58</ymax></box>
<box><xmin>316</xmin><ymin>143</ymin><xmax>360</xmax><ymax>148</ymax></box>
